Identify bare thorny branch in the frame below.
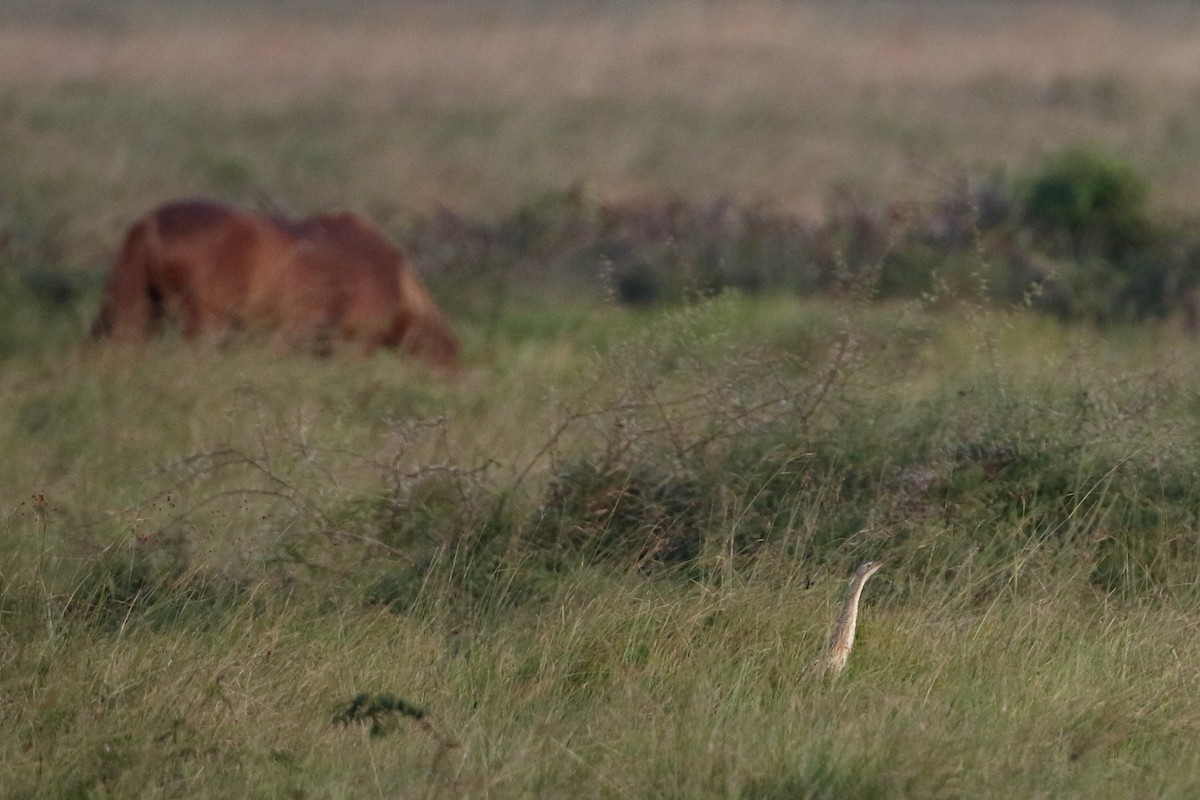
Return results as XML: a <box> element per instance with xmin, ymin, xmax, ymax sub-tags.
<box><xmin>506</xmin><ymin>316</ymin><xmax>871</xmax><ymax>505</ymax></box>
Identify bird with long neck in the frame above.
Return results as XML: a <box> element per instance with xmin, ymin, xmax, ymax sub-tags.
<box><xmin>813</xmin><ymin>560</ymin><xmax>884</xmax><ymax>677</ymax></box>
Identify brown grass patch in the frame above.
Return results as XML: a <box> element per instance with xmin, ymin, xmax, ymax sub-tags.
<box><xmin>4</xmin><ymin>2</ymin><xmax>1200</xmax><ymax>99</ymax></box>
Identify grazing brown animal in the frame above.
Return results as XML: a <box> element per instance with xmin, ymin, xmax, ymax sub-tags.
<box><xmin>91</xmin><ymin>200</ymin><xmax>460</xmax><ymax>366</ymax></box>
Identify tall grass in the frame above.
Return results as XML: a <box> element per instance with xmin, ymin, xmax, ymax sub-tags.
<box><xmin>5</xmin><ymin>289</ymin><xmax>1200</xmax><ymax>796</ymax></box>
<box><xmin>6</xmin><ymin>2</ymin><xmax>1200</xmax><ymax>796</ymax></box>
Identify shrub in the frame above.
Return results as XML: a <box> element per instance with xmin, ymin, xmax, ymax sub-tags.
<box><xmin>537</xmin><ymin>460</ymin><xmax>712</xmax><ymax>568</ymax></box>
<box><xmin>1022</xmin><ymin>145</ymin><xmax>1151</xmax><ymax>261</ymax></box>
<box><xmin>393</xmin><ymin>162</ymin><xmax>1200</xmax><ymax>326</ymax></box>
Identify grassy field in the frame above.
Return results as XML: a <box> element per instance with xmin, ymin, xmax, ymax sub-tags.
<box><xmin>6</xmin><ymin>1</ymin><xmax>1200</xmax><ymax>797</ymax></box>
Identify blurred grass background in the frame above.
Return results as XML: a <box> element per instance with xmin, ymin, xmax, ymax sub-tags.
<box><xmin>7</xmin><ymin>0</ymin><xmax>1200</xmax><ymax>242</ymax></box>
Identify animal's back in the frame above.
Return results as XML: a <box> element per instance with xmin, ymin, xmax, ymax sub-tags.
<box><xmin>152</xmin><ymin>201</ymin><xmax>288</xmax><ymax>337</ymax></box>
<box><xmin>154</xmin><ymin>200</ymin><xmax>239</xmax><ymax>239</ymax></box>
<box><xmin>92</xmin><ymin>200</ymin><xmax>279</xmax><ymax>339</ymax></box>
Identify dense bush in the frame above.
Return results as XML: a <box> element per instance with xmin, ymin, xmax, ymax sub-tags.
<box><xmin>401</xmin><ymin>186</ymin><xmax>827</xmax><ymax>307</ymax></box>
<box><xmin>1010</xmin><ymin>146</ymin><xmax>1200</xmax><ymax>323</ymax></box>
<box><xmin>1022</xmin><ymin>145</ymin><xmax>1151</xmax><ymax>261</ymax></box>
<box><xmin>400</xmin><ymin>149</ymin><xmax>1200</xmax><ymax>326</ymax></box>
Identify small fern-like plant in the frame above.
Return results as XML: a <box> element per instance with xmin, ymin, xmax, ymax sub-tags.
<box><xmin>333</xmin><ymin>693</ymin><xmax>429</xmax><ymax>738</ymax></box>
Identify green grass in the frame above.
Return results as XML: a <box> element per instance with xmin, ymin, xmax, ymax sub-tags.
<box><xmin>7</xmin><ymin>1</ymin><xmax>1200</xmax><ymax>796</ymax></box>
<box><xmin>5</xmin><ymin>292</ymin><xmax>1200</xmax><ymax>797</ymax></box>
<box><xmin>7</xmin><ymin>559</ymin><xmax>1200</xmax><ymax>798</ymax></box>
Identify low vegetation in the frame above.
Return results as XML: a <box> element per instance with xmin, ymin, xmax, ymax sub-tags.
<box><xmin>4</xmin><ymin>289</ymin><xmax>1200</xmax><ymax>798</ymax></box>
<box><xmin>404</xmin><ymin>144</ymin><xmax>1200</xmax><ymax>324</ymax></box>
<box><xmin>5</xmin><ymin>1</ymin><xmax>1200</xmax><ymax>797</ymax></box>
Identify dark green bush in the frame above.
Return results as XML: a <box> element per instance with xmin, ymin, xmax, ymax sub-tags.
<box><xmin>999</xmin><ymin>147</ymin><xmax>1200</xmax><ymax>322</ymax></box>
<box><xmin>1022</xmin><ymin>145</ymin><xmax>1151</xmax><ymax>261</ymax></box>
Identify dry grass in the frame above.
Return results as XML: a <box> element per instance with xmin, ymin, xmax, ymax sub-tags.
<box><xmin>7</xmin><ymin>3</ymin><xmax>1200</xmax><ymax>95</ymax></box>
<box><xmin>7</xmin><ymin>1</ymin><xmax>1200</xmax><ymax>215</ymax></box>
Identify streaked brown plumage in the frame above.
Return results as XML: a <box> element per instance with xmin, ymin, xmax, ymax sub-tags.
<box><xmin>813</xmin><ymin>560</ymin><xmax>884</xmax><ymax>677</ymax></box>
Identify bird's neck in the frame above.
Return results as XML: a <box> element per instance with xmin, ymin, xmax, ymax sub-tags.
<box><xmin>834</xmin><ymin>575</ymin><xmax>871</xmax><ymax>641</ymax></box>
